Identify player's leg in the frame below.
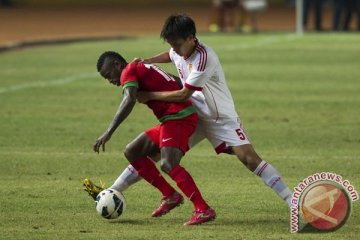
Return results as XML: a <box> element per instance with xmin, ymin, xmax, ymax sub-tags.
<box><xmin>123</xmin><ymin>130</ymin><xmax>182</xmax><ymax>205</ymax></box>
<box><xmin>109</xmin><ymin>165</ymin><xmax>140</xmax><ymax>193</ymax></box>
<box><xmin>160</xmin><ymin>146</ymin><xmax>216</xmax><ymax>225</ymax></box>
<box><xmin>83</xmin><ymin>132</ymin><xmax>165</xmax><ymax>200</ymax></box>
<box><xmin>314</xmin><ymin>0</ymin><xmax>324</xmax><ymax>31</ymax></box>
<box><xmin>160</xmin><ymin>146</ymin><xmax>210</xmax><ymax>213</ymax></box>
<box><xmin>109</xmin><ymin>132</ymin><xmax>159</xmax><ymax>192</ymax></box>
<box><xmin>205</xmin><ymin>118</ymin><xmax>293</xmax><ymax>207</ymax></box>
<box><xmin>109</xmin><ymin>117</ymin><xmax>206</xmax><ymax>194</ymax></box>
<box><xmin>332</xmin><ymin>0</ymin><xmax>343</xmax><ymax>31</ymax></box>
<box><xmin>84</xmin><ymin>132</ymin><xmax>158</xmax><ymax>200</ymax></box>
<box><xmin>303</xmin><ymin>0</ymin><xmax>311</xmax><ymax>28</ymax></box>
<box><xmin>158</xmin><ymin>114</ymin><xmax>216</xmax><ymax>225</ymax></box>
<box><xmin>357</xmin><ymin>0</ymin><xmax>360</xmax><ymax>31</ymax></box>
<box><xmin>124</xmin><ymin>126</ymin><xmax>186</xmax><ymax>218</ymax></box>
<box><xmin>231</xmin><ymin>144</ymin><xmax>293</xmax><ymax>207</ymax></box>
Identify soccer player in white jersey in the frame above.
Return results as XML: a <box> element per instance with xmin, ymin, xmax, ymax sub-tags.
<box><xmin>84</xmin><ymin>14</ymin><xmax>293</xmax><ymax>218</ymax></box>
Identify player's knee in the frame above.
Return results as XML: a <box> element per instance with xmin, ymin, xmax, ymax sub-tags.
<box><xmin>123</xmin><ymin>144</ymin><xmax>136</xmax><ymax>162</ymax></box>
<box><xmin>160</xmin><ymin>160</ymin><xmax>173</xmax><ymax>174</ymax></box>
<box><xmin>148</xmin><ymin>152</ymin><xmax>161</xmax><ymax>163</ymax></box>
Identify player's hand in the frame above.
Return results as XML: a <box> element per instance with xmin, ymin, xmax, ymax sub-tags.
<box><xmin>141</xmin><ymin>58</ymin><xmax>152</xmax><ymax>64</ymax></box>
<box><xmin>137</xmin><ymin>91</ymin><xmax>151</xmax><ymax>103</ymax></box>
<box><xmin>131</xmin><ymin>57</ymin><xmax>143</xmax><ymax>63</ymax></box>
<box><xmin>132</xmin><ymin>57</ymin><xmax>152</xmax><ymax>64</ymax></box>
<box><xmin>93</xmin><ymin>132</ymin><xmax>112</xmax><ymax>153</ymax></box>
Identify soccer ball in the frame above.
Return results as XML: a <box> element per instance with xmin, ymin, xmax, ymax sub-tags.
<box><xmin>95</xmin><ymin>189</ymin><xmax>126</xmax><ymax>219</ymax></box>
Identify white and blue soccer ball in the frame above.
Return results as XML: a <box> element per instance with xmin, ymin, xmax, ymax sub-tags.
<box><xmin>95</xmin><ymin>189</ymin><xmax>126</xmax><ymax>219</ymax></box>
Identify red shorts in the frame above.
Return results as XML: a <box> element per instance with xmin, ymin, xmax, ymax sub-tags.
<box><xmin>145</xmin><ymin>113</ymin><xmax>197</xmax><ymax>154</ymax></box>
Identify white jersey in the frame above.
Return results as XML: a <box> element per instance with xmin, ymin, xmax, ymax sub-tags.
<box><xmin>169</xmin><ymin>39</ymin><xmax>238</xmax><ymax>121</ymax></box>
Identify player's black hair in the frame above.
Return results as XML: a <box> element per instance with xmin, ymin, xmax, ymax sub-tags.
<box><xmin>160</xmin><ymin>14</ymin><xmax>196</xmax><ymax>41</ymax></box>
<box><xmin>96</xmin><ymin>51</ymin><xmax>127</xmax><ymax>72</ymax></box>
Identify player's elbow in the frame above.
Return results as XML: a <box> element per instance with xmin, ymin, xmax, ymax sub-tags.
<box><xmin>127</xmin><ymin>97</ymin><xmax>137</xmax><ymax>106</ymax></box>
<box><xmin>123</xmin><ymin>94</ymin><xmax>137</xmax><ymax>107</ymax></box>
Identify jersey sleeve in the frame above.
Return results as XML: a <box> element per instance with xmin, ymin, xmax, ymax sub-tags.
<box><xmin>120</xmin><ymin>62</ymin><xmax>139</xmax><ymax>89</ymax></box>
<box><xmin>184</xmin><ymin>51</ymin><xmax>215</xmax><ymax>91</ymax></box>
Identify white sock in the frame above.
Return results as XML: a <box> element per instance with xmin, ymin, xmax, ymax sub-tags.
<box><xmin>254</xmin><ymin>160</ymin><xmax>293</xmax><ymax>207</ymax></box>
<box><xmin>109</xmin><ymin>164</ymin><xmax>142</xmax><ymax>192</ymax></box>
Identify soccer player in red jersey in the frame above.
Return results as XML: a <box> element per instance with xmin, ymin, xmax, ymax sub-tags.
<box><xmin>91</xmin><ymin>51</ymin><xmax>216</xmax><ymax>225</ymax></box>
<box><xmin>105</xmin><ymin>14</ymin><xmax>292</xmax><ymax>214</ymax></box>
<box><xmin>137</xmin><ymin>14</ymin><xmax>293</xmax><ymax>210</ymax></box>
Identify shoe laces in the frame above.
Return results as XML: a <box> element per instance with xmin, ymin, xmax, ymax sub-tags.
<box><xmin>160</xmin><ymin>197</ymin><xmax>171</xmax><ymax>206</ymax></box>
<box><xmin>193</xmin><ymin>209</ymin><xmax>209</xmax><ymax>217</ymax></box>
<box><xmin>160</xmin><ymin>193</ymin><xmax>178</xmax><ymax>205</ymax></box>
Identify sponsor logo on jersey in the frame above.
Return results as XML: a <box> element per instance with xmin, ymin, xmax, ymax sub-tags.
<box><xmin>162</xmin><ymin>138</ymin><xmax>172</xmax><ymax>142</ymax></box>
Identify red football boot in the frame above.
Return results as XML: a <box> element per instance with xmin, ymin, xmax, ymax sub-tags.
<box><xmin>184</xmin><ymin>208</ymin><xmax>216</xmax><ymax>226</ymax></box>
<box><xmin>152</xmin><ymin>192</ymin><xmax>184</xmax><ymax>217</ymax></box>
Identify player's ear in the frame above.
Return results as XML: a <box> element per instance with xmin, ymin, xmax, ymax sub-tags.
<box><xmin>113</xmin><ymin>60</ymin><xmax>122</xmax><ymax>69</ymax></box>
<box><xmin>187</xmin><ymin>35</ymin><xmax>195</xmax><ymax>41</ymax></box>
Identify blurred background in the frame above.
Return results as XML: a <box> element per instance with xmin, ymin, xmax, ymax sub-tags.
<box><xmin>0</xmin><ymin>0</ymin><xmax>359</xmax><ymax>51</ymax></box>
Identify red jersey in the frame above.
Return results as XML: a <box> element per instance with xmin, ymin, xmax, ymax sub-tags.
<box><xmin>120</xmin><ymin>62</ymin><xmax>195</xmax><ymax>122</ymax></box>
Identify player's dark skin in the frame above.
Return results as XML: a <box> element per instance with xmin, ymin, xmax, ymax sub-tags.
<box><xmin>93</xmin><ymin>57</ymin><xmax>182</xmax><ymax>173</ymax></box>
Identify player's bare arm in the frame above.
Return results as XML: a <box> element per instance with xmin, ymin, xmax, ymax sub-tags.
<box><xmin>142</xmin><ymin>51</ymin><xmax>171</xmax><ymax>64</ymax></box>
<box><xmin>137</xmin><ymin>87</ymin><xmax>194</xmax><ymax>103</ymax></box>
<box><xmin>93</xmin><ymin>86</ymin><xmax>137</xmax><ymax>153</ymax></box>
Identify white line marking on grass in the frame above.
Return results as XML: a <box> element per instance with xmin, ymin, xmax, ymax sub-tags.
<box><xmin>188</xmin><ymin>152</ymin><xmax>359</xmax><ymax>160</ymax></box>
<box><xmin>0</xmin><ymin>72</ymin><xmax>98</xmax><ymax>94</ymax></box>
<box><xmin>272</xmin><ymin>155</ymin><xmax>359</xmax><ymax>160</ymax></box>
<box><xmin>220</xmin><ymin>34</ymin><xmax>299</xmax><ymax>50</ymax></box>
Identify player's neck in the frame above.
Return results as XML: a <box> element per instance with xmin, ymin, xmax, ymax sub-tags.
<box><xmin>184</xmin><ymin>38</ymin><xmax>197</xmax><ymax>60</ymax></box>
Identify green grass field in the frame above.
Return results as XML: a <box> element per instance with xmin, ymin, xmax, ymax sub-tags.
<box><xmin>0</xmin><ymin>33</ymin><xmax>359</xmax><ymax>239</ymax></box>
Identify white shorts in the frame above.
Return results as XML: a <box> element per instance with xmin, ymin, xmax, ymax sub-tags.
<box><xmin>189</xmin><ymin>117</ymin><xmax>251</xmax><ymax>154</ymax></box>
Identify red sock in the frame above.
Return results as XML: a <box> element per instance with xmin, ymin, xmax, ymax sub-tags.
<box><xmin>169</xmin><ymin>165</ymin><xmax>209</xmax><ymax>212</ymax></box>
<box><xmin>130</xmin><ymin>157</ymin><xmax>175</xmax><ymax>197</ymax></box>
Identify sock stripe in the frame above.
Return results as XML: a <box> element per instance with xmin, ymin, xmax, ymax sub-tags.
<box><xmin>189</xmin><ymin>191</ymin><xmax>195</xmax><ymax>201</ymax></box>
<box><xmin>257</xmin><ymin>162</ymin><xmax>268</xmax><ymax>177</ymax></box>
<box><xmin>270</xmin><ymin>176</ymin><xmax>281</xmax><ymax>188</ymax></box>
<box><xmin>169</xmin><ymin>165</ymin><xmax>209</xmax><ymax>212</ymax></box>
